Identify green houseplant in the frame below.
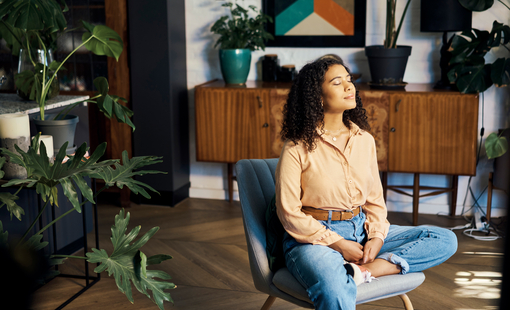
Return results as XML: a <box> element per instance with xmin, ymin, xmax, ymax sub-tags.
<box><xmin>211</xmin><ymin>1</ymin><xmax>273</xmax><ymax>84</ymax></box>
<box><xmin>0</xmin><ymin>0</ymin><xmax>68</xmax><ymax>101</ymax></box>
<box><xmin>0</xmin><ymin>0</ymin><xmax>134</xmax><ymax>154</ymax></box>
<box><xmin>365</xmin><ymin>0</ymin><xmax>413</xmax><ymax>87</ymax></box>
<box><xmin>0</xmin><ymin>136</ymin><xmax>175</xmax><ymax>309</ymax></box>
<box><xmin>448</xmin><ymin>0</ymin><xmax>509</xmax><ymax>159</ymax></box>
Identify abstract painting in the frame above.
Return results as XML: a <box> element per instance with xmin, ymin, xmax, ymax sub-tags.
<box><xmin>263</xmin><ymin>0</ymin><xmax>366</xmax><ymax>47</ymax></box>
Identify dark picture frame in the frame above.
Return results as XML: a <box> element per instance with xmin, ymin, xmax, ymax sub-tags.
<box><xmin>263</xmin><ymin>0</ymin><xmax>366</xmax><ymax>48</ymax></box>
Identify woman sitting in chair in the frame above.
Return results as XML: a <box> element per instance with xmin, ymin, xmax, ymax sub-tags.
<box><xmin>275</xmin><ymin>55</ymin><xmax>458</xmax><ymax>310</ymax></box>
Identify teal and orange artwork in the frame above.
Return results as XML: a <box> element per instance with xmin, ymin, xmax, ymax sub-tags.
<box><xmin>275</xmin><ymin>0</ymin><xmax>354</xmax><ymax>36</ymax></box>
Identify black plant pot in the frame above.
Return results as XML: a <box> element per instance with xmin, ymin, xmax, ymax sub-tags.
<box><xmin>365</xmin><ymin>45</ymin><xmax>412</xmax><ymax>89</ymax></box>
<box><xmin>33</xmin><ymin>114</ymin><xmax>79</xmax><ymax>155</ymax></box>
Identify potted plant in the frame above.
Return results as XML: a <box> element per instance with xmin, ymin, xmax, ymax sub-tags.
<box><xmin>0</xmin><ymin>136</ymin><xmax>175</xmax><ymax>309</ymax></box>
<box><xmin>448</xmin><ymin>0</ymin><xmax>509</xmax><ymax>157</ymax></box>
<box><xmin>211</xmin><ymin>1</ymin><xmax>274</xmax><ymax>85</ymax></box>
<box><xmin>0</xmin><ymin>0</ymin><xmax>135</xmax><ymax>154</ymax></box>
<box><xmin>365</xmin><ymin>0</ymin><xmax>412</xmax><ymax>88</ymax></box>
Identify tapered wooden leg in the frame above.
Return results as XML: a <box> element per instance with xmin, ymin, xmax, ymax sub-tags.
<box><xmin>412</xmin><ymin>173</ymin><xmax>420</xmax><ymax>226</ymax></box>
<box><xmin>487</xmin><ymin>172</ymin><xmax>493</xmax><ymax>223</ymax></box>
<box><xmin>261</xmin><ymin>296</ymin><xmax>276</xmax><ymax>310</ymax></box>
<box><xmin>399</xmin><ymin>294</ymin><xmax>414</xmax><ymax>310</ymax></box>
<box><xmin>450</xmin><ymin>175</ymin><xmax>459</xmax><ymax>217</ymax></box>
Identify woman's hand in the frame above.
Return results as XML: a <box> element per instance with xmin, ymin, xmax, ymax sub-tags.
<box><xmin>329</xmin><ymin>239</ymin><xmax>363</xmax><ymax>263</ymax></box>
<box><xmin>362</xmin><ymin>238</ymin><xmax>383</xmax><ymax>264</ymax></box>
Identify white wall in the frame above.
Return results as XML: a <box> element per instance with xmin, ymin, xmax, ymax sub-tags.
<box><xmin>185</xmin><ymin>0</ymin><xmax>510</xmax><ymax>217</ymax></box>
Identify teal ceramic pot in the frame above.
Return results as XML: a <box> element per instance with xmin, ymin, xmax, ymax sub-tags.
<box><xmin>219</xmin><ymin>49</ymin><xmax>252</xmax><ymax>85</ymax></box>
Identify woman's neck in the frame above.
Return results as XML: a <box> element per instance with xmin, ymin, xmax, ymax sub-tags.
<box><xmin>323</xmin><ymin>112</ymin><xmax>347</xmax><ymax>132</ymax></box>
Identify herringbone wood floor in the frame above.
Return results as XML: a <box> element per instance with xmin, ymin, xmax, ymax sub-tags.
<box><xmin>31</xmin><ymin>198</ymin><xmax>505</xmax><ymax>310</ymax></box>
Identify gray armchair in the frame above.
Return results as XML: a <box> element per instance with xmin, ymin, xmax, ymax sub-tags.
<box><xmin>235</xmin><ymin>158</ymin><xmax>425</xmax><ymax>310</ymax></box>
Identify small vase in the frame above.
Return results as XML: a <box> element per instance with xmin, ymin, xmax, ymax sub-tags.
<box><xmin>17</xmin><ymin>48</ymin><xmax>60</xmax><ymax>100</ymax></box>
<box><xmin>219</xmin><ymin>49</ymin><xmax>252</xmax><ymax>85</ymax></box>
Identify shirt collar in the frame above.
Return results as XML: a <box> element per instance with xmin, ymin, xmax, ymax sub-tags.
<box><xmin>318</xmin><ymin>121</ymin><xmax>363</xmax><ymax>137</ymax></box>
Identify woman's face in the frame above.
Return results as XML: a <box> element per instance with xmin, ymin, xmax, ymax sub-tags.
<box><xmin>321</xmin><ymin>64</ymin><xmax>356</xmax><ymax>113</ymax></box>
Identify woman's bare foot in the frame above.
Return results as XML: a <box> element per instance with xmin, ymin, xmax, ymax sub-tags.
<box><xmin>361</xmin><ymin>258</ymin><xmax>401</xmax><ymax>277</ymax></box>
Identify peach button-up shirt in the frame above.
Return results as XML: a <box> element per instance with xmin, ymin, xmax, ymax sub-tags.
<box><xmin>275</xmin><ymin>122</ymin><xmax>390</xmax><ymax>246</ymax></box>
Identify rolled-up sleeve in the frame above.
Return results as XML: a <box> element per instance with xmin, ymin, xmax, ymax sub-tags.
<box><xmin>275</xmin><ymin>142</ymin><xmax>342</xmax><ymax>246</ymax></box>
<box><xmin>363</xmin><ymin>138</ymin><xmax>390</xmax><ymax>242</ymax></box>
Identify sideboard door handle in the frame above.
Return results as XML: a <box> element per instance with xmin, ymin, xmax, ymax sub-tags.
<box><xmin>395</xmin><ymin>99</ymin><xmax>402</xmax><ymax>112</ymax></box>
<box><xmin>257</xmin><ymin>95</ymin><xmax>263</xmax><ymax>108</ymax></box>
<box><xmin>262</xmin><ymin>123</ymin><xmax>269</xmax><ymax>128</ymax></box>
<box><xmin>390</xmin><ymin>127</ymin><xmax>396</xmax><ymax>132</ymax></box>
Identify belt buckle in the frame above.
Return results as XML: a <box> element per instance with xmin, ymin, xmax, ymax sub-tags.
<box><xmin>344</xmin><ymin>209</ymin><xmax>354</xmax><ymax>220</ymax></box>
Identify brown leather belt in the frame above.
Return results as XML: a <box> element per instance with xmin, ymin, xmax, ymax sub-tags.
<box><xmin>302</xmin><ymin>206</ymin><xmax>362</xmax><ymax>221</ymax></box>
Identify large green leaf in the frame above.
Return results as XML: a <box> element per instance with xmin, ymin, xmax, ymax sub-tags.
<box><xmin>0</xmin><ymin>21</ymin><xmax>23</xmax><ymax>55</ymax></box>
<box><xmin>485</xmin><ymin>132</ymin><xmax>509</xmax><ymax>159</ymax></box>
<box><xmin>0</xmin><ymin>0</ymin><xmax>67</xmax><ymax>32</ymax></box>
<box><xmin>491</xmin><ymin>58</ymin><xmax>510</xmax><ymax>87</ymax></box>
<box><xmin>1</xmin><ymin>141</ymin><xmax>115</xmax><ymax>212</ymax></box>
<box><xmin>449</xmin><ymin>29</ymin><xmax>490</xmax><ymax>59</ymax></box>
<box><xmin>86</xmin><ymin>209</ymin><xmax>175</xmax><ymax>309</ymax></box>
<box><xmin>458</xmin><ymin>0</ymin><xmax>494</xmax><ymax>11</ymax></box>
<box><xmin>81</xmin><ymin>21</ymin><xmax>123</xmax><ymax>61</ymax></box>
<box><xmin>93</xmin><ymin>77</ymin><xmax>135</xmax><ymax>131</ymax></box>
<box><xmin>90</xmin><ymin>151</ymin><xmax>165</xmax><ymax>199</ymax></box>
<box><xmin>488</xmin><ymin>21</ymin><xmax>510</xmax><ymax>47</ymax></box>
<box><xmin>0</xmin><ymin>192</ymin><xmax>24</xmax><ymax>221</ymax></box>
<box><xmin>448</xmin><ymin>63</ymin><xmax>493</xmax><ymax>93</ymax></box>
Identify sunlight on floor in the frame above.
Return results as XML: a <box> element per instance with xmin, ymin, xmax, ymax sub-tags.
<box><xmin>454</xmin><ymin>270</ymin><xmax>502</xmax><ymax>300</ymax></box>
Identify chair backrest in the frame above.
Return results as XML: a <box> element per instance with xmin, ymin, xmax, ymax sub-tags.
<box><xmin>235</xmin><ymin>158</ymin><xmax>279</xmax><ymax>295</ymax></box>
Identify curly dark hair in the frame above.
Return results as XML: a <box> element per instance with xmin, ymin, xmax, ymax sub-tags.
<box><xmin>280</xmin><ymin>56</ymin><xmax>370</xmax><ymax>152</ymax></box>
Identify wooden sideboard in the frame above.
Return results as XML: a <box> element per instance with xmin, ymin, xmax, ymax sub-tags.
<box><xmin>195</xmin><ymin>80</ymin><xmax>479</xmax><ymax>224</ymax></box>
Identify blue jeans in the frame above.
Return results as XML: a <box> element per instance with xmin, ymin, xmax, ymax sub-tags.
<box><xmin>282</xmin><ymin>211</ymin><xmax>458</xmax><ymax>310</ymax></box>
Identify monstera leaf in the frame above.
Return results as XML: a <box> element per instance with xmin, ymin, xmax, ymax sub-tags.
<box><xmin>86</xmin><ymin>209</ymin><xmax>174</xmax><ymax>309</ymax></box>
<box><xmin>90</xmin><ymin>151</ymin><xmax>165</xmax><ymax>199</ymax></box>
<box><xmin>458</xmin><ymin>0</ymin><xmax>494</xmax><ymax>11</ymax></box>
<box><xmin>93</xmin><ymin>77</ymin><xmax>135</xmax><ymax>131</ymax></box>
<box><xmin>82</xmin><ymin>20</ymin><xmax>123</xmax><ymax>61</ymax></box>
<box><xmin>0</xmin><ymin>0</ymin><xmax>67</xmax><ymax>32</ymax></box>
<box><xmin>485</xmin><ymin>132</ymin><xmax>509</xmax><ymax>159</ymax></box>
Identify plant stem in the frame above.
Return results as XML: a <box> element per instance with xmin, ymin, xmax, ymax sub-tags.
<box><xmin>17</xmin><ymin>197</ymin><xmax>50</xmax><ymax>245</ymax></box>
<box><xmin>393</xmin><ymin>0</ymin><xmax>412</xmax><ymax>48</ymax></box>
<box><xmin>25</xmin><ymin>37</ymin><xmax>36</xmax><ymax>67</ymax></box>
<box><xmin>50</xmin><ymin>254</ymin><xmax>88</xmax><ymax>260</ymax></box>
<box><xmin>47</xmin><ymin>36</ymin><xmax>93</xmax><ymax>94</ymax></box>
<box><xmin>39</xmin><ymin>35</ymin><xmax>94</xmax><ymax>120</ymax></box>
<box><xmin>54</xmin><ymin>95</ymin><xmax>101</xmax><ymax>120</ymax></box>
<box><xmin>498</xmin><ymin>0</ymin><xmax>510</xmax><ymax>10</ymax></box>
<box><xmin>34</xmin><ymin>185</ymin><xmax>107</xmax><ymax>237</ymax></box>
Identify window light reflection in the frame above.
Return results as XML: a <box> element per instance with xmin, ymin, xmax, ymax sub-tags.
<box><xmin>453</xmin><ymin>271</ymin><xmax>502</xmax><ymax>300</ymax></box>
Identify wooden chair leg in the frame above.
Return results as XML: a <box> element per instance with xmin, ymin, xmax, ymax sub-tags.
<box><xmin>399</xmin><ymin>294</ymin><xmax>414</xmax><ymax>310</ymax></box>
<box><xmin>261</xmin><ymin>295</ymin><xmax>276</xmax><ymax>310</ymax></box>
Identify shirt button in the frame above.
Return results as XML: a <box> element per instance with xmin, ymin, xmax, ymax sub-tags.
<box><xmin>349</xmin><ymin>180</ymin><xmax>352</xmax><ymax>183</ymax></box>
